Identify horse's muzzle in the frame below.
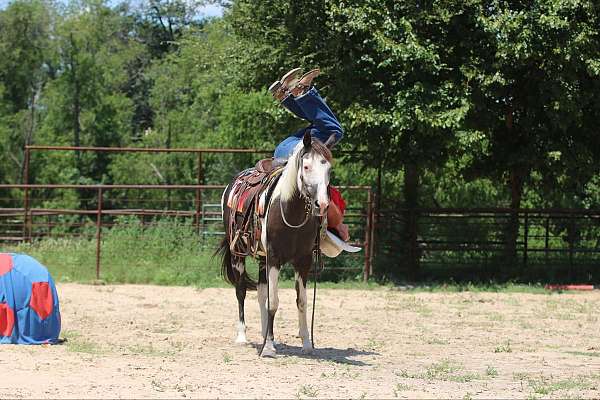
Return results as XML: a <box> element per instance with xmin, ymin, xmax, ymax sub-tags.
<box><xmin>317</xmin><ymin>200</ymin><xmax>329</xmax><ymax>217</ymax></box>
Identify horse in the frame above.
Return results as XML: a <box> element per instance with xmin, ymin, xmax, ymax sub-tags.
<box><xmin>217</xmin><ymin>131</ymin><xmax>334</xmax><ymax>357</ymax></box>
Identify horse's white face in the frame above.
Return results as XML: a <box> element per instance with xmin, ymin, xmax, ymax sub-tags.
<box><xmin>298</xmin><ymin>150</ymin><xmax>331</xmax><ymax>216</ymax></box>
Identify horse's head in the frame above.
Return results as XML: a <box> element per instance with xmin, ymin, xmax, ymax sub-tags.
<box><xmin>296</xmin><ymin>131</ymin><xmax>335</xmax><ymax>216</ymax></box>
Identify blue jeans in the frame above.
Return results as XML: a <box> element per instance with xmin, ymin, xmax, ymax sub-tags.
<box><xmin>274</xmin><ymin>87</ymin><xmax>344</xmax><ymax>159</ymax></box>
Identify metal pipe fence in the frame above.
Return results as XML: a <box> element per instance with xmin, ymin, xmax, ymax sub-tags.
<box><xmin>376</xmin><ymin>208</ymin><xmax>600</xmax><ymax>282</ymax></box>
<box><xmin>0</xmin><ymin>184</ymin><xmax>374</xmax><ymax>281</ymax></box>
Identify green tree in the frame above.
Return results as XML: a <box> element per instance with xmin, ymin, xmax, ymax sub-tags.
<box><xmin>465</xmin><ymin>0</ymin><xmax>600</xmax><ymax>258</ymax></box>
<box><xmin>0</xmin><ymin>0</ymin><xmax>54</xmax><ymax>183</ymax></box>
<box><xmin>35</xmin><ymin>0</ymin><xmax>143</xmax><ymax>186</ymax></box>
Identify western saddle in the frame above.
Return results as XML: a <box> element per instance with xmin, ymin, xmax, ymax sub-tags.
<box><xmin>225</xmin><ymin>158</ymin><xmax>286</xmax><ymax>257</ymax></box>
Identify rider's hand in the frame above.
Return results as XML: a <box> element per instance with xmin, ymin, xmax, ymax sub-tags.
<box><xmin>334</xmin><ymin>223</ymin><xmax>350</xmax><ymax>242</ymax></box>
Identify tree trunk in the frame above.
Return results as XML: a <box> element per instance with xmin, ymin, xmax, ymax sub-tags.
<box><xmin>20</xmin><ymin>87</ymin><xmax>37</xmax><ymax>183</ymax></box>
<box><xmin>503</xmin><ymin>106</ymin><xmax>525</xmax><ymax>262</ymax></box>
<box><xmin>69</xmin><ymin>33</ymin><xmax>82</xmax><ymax>173</ymax></box>
<box><xmin>505</xmin><ymin>166</ymin><xmax>524</xmax><ymax>259</ymax></box>
<box><xmin>404</xmin><ymin>161</ymin><xmax>420</xmax><ymax>279</ymax></box>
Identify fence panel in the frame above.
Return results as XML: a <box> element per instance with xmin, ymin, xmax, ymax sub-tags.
<box><xmin>0</xmin><ymin>184</ymin><xmax>372</xmax><ymax>281</ymax></box>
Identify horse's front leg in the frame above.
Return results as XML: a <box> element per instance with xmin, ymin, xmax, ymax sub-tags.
<box><xmin>258</xmin><ymin>262</ymin><xmax>280</xmax><ymax>357</ymax></box>
<box><xmin>295</xmin><ymin>268</ymin><xmax>313</xmax><ymax>354</ymax></box>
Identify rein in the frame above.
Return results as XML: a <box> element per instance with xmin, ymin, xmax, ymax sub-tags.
<box><xmin>311</xmin><ymin>216</ymin><xmax>324</xmax><ymax>349</ymax></box>
<box><xmin>280</xmin><ymin>194</ymin><xmax>313</xmax><ymax>228</ymax></box>
<box><xmin>279</xmin><ymin>148</ymin><xmax>317</xmax><ymax>229</ymax></box>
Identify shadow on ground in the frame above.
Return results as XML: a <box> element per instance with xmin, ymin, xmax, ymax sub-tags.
<box><xmin>250</xmin><ymin>342</ymin><xmax>378</xmax><ymax>365</ymax></box>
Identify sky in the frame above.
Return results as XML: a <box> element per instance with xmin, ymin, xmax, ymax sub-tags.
<box><xmin>0</xmin><ymin>0</ymin><xmax>224</xmax><ymax>17</ymax></box>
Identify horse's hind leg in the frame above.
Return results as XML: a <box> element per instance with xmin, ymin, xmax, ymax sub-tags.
<box><xmin>295</xmin><ymin>267</ymin><xmax>313</xmax><ymax>354</ymax></box>
<box><xmin>258</xmin><ymin>261</ymin><xmax>280</xmax><ymax>357</ymax></box>
<box><xmin>234</xmin><ymin>257</ymin><xmax>248</xmax><ymax>344</ymax></box>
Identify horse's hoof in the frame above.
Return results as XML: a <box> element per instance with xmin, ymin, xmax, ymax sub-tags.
<box><xmin>261</xmin><ymin>343</ymin><xmax>276</xmax><ymax>358</ymax></box>
<box><xmin>302</xmin><ymin>345</ymin><xmax>314</xmax><ymax>354</ymax></box>
<box><xmin>235</xmin><ymin>335</ymin><xmax>247</xmax><ymax>344</ymax></box>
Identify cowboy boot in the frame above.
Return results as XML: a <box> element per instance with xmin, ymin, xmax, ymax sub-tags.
<box><xmin>280</xmin><ymin>67</ymin><xmax>302</xmax><ymax>88</ymax></box>
<box><xmin>268</xmin><ymin>67</ymin><xmax>302</xmax><ymax>101</ymax></box>
<box><xmin>290</xmin><ymin>68</ymin><xmax>320</xmax><ymax>97</ymax></box>
<box><xmin>268</xmin><ymin>80</ymin><xmax>288</xmax><ymax>101</ymax></box>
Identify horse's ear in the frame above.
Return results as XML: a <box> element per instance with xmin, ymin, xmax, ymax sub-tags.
<box><xmin>324</xmin><ymin>133</ymin><xmax>337</xmax><ymax>149</ymax></box>
<box><xmin>303</xmin><ymin>130</ymin><xmax>312</xmax><ymax>152</ymax></box>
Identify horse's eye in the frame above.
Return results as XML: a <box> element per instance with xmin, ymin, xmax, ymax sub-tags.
<box><xmin>320</xmin><ymin>160</ymin><xmax>327</xmax><ymax>165</ymax></box>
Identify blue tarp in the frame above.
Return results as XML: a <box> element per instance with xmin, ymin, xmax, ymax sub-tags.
<box><xmin>0</xmin><ymin>253</ymin><xmax>61</xmax><ymax>344</ymax></box>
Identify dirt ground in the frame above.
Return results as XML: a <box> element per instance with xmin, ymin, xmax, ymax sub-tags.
<box><xmin>1</xmin><ymin>283</ymin><xmax>600</xmax><ymax>399</ymax></box>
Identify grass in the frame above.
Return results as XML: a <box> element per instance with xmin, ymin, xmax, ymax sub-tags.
<box><xmin>62</xmin><ymin>330</ymin><xmax>103</xmax><ymax>354</ymax></box>
<box><xmin>393</xmin><ymin>383</ymin><xmax>410</xmax><ymax>397</ymax></box>
<box><xmin>395</xmin><ymin>359</ymin><xmax>481</xmax><ymax>383</ymax></box>
<box><xmin>296</xmin><ymin>384</ymin><xmax>319</xmax><ymax>398</ymax></box>
<box><xmin>566</xmin><ymin>351</ymin><xmax>600</xmax><ymax>357</ymax></box>
<box><xmin>526</xmin><ymin>373</ymin><xmax>599</xmax><ymax>396</ymax></box>
<box><xmin>486</xmin><ymin>365</ymin><xmax>499</xmax><ymax>377</ymax></box>
<box><xmin>0</xmin><ymin>217</ymin><xmax>374</xmax><ymax>288</ymax></box>
<box><xmin>1</xmin><ymin>218</ymin><xmax>595</xmax><ymax>292</ymax></box>
<box><xmin>494</xmin><ymin>340</ymin><xmax>513</xmax><ymax>353</ymax></box>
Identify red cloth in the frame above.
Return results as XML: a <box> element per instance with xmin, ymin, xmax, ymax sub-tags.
<box><xmin>329</xmin><ymin>186</ymin><xmax>346</xmax><ymax>215</ymax></box>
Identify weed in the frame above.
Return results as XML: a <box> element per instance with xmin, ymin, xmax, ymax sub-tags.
<box><xmin>63</xmin><ymin>331</ymin><xmax>102</xmax><ymax>354</ymax></box>
<box><xmin>486</xmin><ymin>365</ymin><xmax>499</xmax><ymax>377</ymax></box>
<box><xmin>223</xmin><ymin>352</ymin><xmax>232</xmax><ymax>363</ymax></box>
<box><xmin>566</xmin><ymin>351</ymin><xmax>600</xmax><ymax>357</ymax></box>
<box><xmin>366</xmin><ymin>338</ymin><xmax>383</xmax><ymax>351</ymax></box>
<box><xmin>393</xmin><ymin>383</ymin><xmax>410</xmax><ymax>397</ymax></box>
<box><xmin>494</xmin><ymin>340</ymin><xmax>512</xmax><ymax>353</ymax></box>
<box><xmin>297</xmin><ymin>384</ymin><xmax>319</xmax><ymax>398</ymax></box>
<box><xmin>426</xmin><ymin>337</ymin><xmax>449</xmax><ymax>345</ymax></box>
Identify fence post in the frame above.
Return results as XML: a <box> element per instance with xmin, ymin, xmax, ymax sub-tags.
<box><xmin>23</xmin><ymin>147</ymin><xmax>31</xmax><ymax>242</ymax></box>
<box><xmin>195</xmin><ymin>152</ymin><xmax>203</xmax><ymax>233</ymax></box>
<box><xmin>569</xmin><ymin>212</ymin><xmax>575</xmax><ymax>280</ymax></box>
<box><xmin>96</xmin><ymin>188</ymin><xmax>103</xmax><ymax>280</ymax></box>
<box><xmin>364</xmin><ymin>188</ymin><xmax>373</xmax><ymax>282</ymax></box>
<box><xmin>369</xmin><ymin>188</ymin><xmax>376</xmax><ymax>277</ymax></box>
<box><xmin>544</xmin><ymin>216</ymin><xmax>549</xmax><ymax>264</ymax></box>
<box><xmin>523</xmin><ymin>211</ymin><xmax>528</xmax><ymax>268</ymax></box>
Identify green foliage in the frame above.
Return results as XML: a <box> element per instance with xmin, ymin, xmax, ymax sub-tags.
<box><xmin>1</xmin><ymin>0</ymin><xmax>600</xmax><ymax>282</ymax></box>
<box><xmin>6</xmin><ymin>216</ymin><xmax>224</xmax><ymax>286</ymax></box>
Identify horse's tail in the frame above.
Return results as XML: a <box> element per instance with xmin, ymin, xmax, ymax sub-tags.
<box><xmin>215</xmin><ymin>236</ymin><xmax>257</xmax><ymax>291</ymax></box>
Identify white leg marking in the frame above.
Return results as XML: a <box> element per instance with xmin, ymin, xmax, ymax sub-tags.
<box><xmin>260</xmin><ymin>267</ymin><xmax>280</xmax><ymax>357</ymax></box>
<box><xmin>235</xmin><ymin>320</ymin><xmax>247</xmax><ymax>344</ymax></box>
<box><xmin>261</xmin><ymin>339</ymin><xmax>276</xmax><ymax>358</ymax></box>
<box><xmin>268</xmin><ymin>266</ymin><xmax>280</xmax><ymax>313</ymax></box>
<box><xmin>258</xmin><ymin>283</ymin><xmax>268</xmax><ymax>339</ymax></box>
<box><xmin>296</xmin><ymin>273</ymin><xmax>313</xmax><ymax>354</ymax></box>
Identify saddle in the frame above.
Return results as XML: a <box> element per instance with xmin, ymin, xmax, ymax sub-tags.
<box><xmin>226</xmin><ymin>158</ymin><xmax>286</xmax><ymax>257</ymax></box>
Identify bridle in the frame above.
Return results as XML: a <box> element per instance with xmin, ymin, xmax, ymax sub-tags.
<box><xmin>279</xmin><ymin>148</ymin><xmax>326</xmax><ymax>229</ymax></box>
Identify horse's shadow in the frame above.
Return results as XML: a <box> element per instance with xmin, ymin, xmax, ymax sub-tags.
<box><xmin>249</xmin><ymin>342</ymin><xmax>378</xmax><ymax>366</ymax></box>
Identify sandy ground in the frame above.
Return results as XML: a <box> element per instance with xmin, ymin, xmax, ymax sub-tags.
<box><xmin>1</xmin><ymin>283</ymin><xmax>600</xmax><ymax>399</ymax></box>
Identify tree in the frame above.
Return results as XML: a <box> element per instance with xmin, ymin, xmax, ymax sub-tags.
<box><xmin>0</xmin><ymin>0</ymin><xmax>53</xmax><ymax>183</ymax></box>
<box><xmin>465</xmin><ymin>0</ymin><xmax>600</xmax><ymax>258</ymax></box>
<box><xmin>35</xmin><ymin>0</ymin><xmax>143</xmax><ymax>185</ymax></box>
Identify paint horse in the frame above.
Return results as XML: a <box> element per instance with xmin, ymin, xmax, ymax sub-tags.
<box><xmin>217</xmin><ymin>131</ymin><xmax>334</xmax><ymax>357</ymax></box>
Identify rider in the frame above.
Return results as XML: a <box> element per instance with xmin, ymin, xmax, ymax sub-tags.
<box><xmin>268</xmin><ymin>67</ymin><xmax>350</xmax><ymax>242</ymax></box>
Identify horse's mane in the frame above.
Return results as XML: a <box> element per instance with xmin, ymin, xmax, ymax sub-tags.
<box><xmin>279</xmin><ymin>137</ymin><xmax>333</xmax><ymax>202</ymax></box>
